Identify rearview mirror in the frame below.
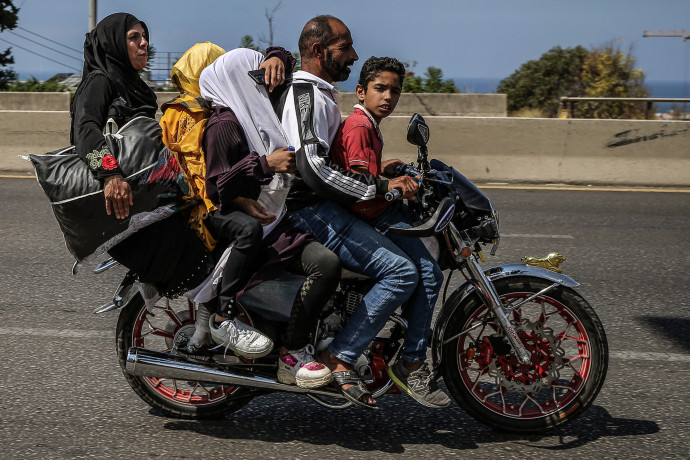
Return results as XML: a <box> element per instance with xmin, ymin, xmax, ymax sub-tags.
<box><xmin>407</xmin><ymin>113</ymin><xmax>430</xmax><ymax>147</ymax></box>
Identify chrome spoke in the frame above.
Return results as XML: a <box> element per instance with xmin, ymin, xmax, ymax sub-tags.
<box><xmin>162</xmin><ymin>304</ymin><xmax>184</xmax><ymax>328</ymax></box>
<box><xmin>132</xmin><ymin>301</ymin><xmax>239</xmax><ymax>407</ymax></box>
<box><xmin>454</xmin><ymin>288</ymin><xmax>597</xmax><ymax>421</ymax></box>
<box><xmin>524</xmin><ymin>394</ymin><xmax>546</xmax><ymax>415</ymax></box>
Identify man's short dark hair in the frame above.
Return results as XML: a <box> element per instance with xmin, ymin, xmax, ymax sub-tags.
<box><xmin>298</xmin><ymin>15</ymin><xmax>342</xmax><ymax>59</ymax></box>
<box><xmin>358</xmin><ymin>57</ymin><xmax>406</xmax><ymax>89</ymax></box>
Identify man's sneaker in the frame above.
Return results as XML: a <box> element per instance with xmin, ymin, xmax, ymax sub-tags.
<box><xmin>209</xmin><ymin>317</ymin><xmax>273</xmax><ymax>358</ymax></box>
<box><xmin>388</xmin><ymin>360</ymin><xmax>451</xmax><ymax>408</ymax></box>
<box><xmin>277</xmin><ymin>344</ymin><xmax>333</xmax><ymax>389</ymax></box>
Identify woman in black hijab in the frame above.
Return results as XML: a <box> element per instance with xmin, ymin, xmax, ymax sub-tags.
<box><xmin>71</xmin><ymin>12</ymin><xmax>157</xmax><ymax>219</ymax></box>
<box><xmin>69</xmin><ymin>12</ymin><xmax>215</xmax><ymax>301</ymax></box>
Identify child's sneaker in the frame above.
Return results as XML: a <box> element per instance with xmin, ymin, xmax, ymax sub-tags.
<box><xmin>209</xmin><ymin>317</ymin><xmax>273</xmax><ymax>358</ymax></box>
<box><xmin>277</xmin><ymin>344</ymin><xmax>333</xmax><ymax>388</ymax></box>
<box><xmin>388</xmin><ymin>360</ymin><xmax>451</xmax><ymax>408</ymax></box>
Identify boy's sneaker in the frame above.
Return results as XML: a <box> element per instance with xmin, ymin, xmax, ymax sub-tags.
<box><xmin>277</xmin><ymin>344</ymin><xmax>333</xmax><ymax>389</ymax></box>
<box><xmin>209</xmin><ymin>317</ymin><xmax>273</xmax><ymax>358</ymax></box>
<box><xmin>388</xmin><ymin>360</ymin><xmax>451</xmax><ymax>408</ymax></box>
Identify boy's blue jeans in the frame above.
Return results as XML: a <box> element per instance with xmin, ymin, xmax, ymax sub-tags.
<box><xmin>370</xmin><ymin>201</ymin><xmax>444</xmax><ymax>363</ymax></box>
<box><xmin>285</xmin><ymin>201</ymin><xmax>420</xmax><ymax>365</ymax></box>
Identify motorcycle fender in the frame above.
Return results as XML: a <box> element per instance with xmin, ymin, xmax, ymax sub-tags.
<box><xmin>483</xmin><ymin>263</ymin><xmax>580</xmax><ymax>288</ymax></box>
<box><xmin>430</xmin><ymin>263</ymin><xmax>580</xmax><ymax>365</ymax></box>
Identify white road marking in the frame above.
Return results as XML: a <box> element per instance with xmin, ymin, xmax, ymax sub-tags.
<box><xmin>502</xmin><ymin>233</ymin><xmax>575</xmax><ymax>239</ymax></box>
<box><xmin>1</xmin><ymin>327</ymin><xmax>688</xmax><ymax>362</ymax></box>
<box><xmin>610</xmin><ymin>351</ymin><xmax>690</xmax><ymax>362</ymax></box>
<box><xmin>0</xmin><ymin>327</ymin><xmax>114</xmax><ymax>339</ymax></box>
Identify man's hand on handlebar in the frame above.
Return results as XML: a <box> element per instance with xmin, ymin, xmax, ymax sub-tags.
<box><xmin>388</xmin><ymin>176</ymin><xmax>418</xmax><ymax>201</ymax></box>
<box><xmin>103</xmin><ymin>174</ymin><xmax>133</xmax><ymax>219</ymax></box>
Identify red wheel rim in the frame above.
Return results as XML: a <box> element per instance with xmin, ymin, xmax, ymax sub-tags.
<box><xmin>456</xmin><ymin>292</ymin><xmax>592</xmax><ymax>419</ymax></box>
<box><xmin>131</xmin><ymin>298</ymin><xmax>248</xmax><ymax>406</ymax></box>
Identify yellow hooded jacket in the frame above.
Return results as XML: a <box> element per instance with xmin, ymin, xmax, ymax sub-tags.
<box><xmin>160</xmin><ymin>42</ymin><xmax>225</xmax><ymax>251</ymax></box>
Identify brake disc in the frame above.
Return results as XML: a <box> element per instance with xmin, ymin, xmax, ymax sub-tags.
<box><xmin>482</xmin><ymin>320</ymin><xmax>565</xmax><ymax>396</ymax></box>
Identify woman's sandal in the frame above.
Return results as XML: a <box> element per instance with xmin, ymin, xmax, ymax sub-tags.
<box><xmin>332</xmin><ymin>370</ymin><xmax>378</xmax><ymax>412</ymax></box>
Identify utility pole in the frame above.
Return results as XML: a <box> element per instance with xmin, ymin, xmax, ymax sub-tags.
<box><xmin>89</xmin><ymin>0</ymin><xmax>97</xmax><ymax>32</ymax></box>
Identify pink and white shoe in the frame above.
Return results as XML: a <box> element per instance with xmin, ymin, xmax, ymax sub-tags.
<box><xmin>277</xmin><ymin>344</ymin><xmax>333</xmax><ymax>389</ymax></box>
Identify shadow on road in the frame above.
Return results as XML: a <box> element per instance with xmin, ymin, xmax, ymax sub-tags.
<box><xmin>482</xmin><ymin>405</ymin><xmax>660</xmax><ymax>450</ymax></box>
<box><xmin>638</xmin><ymin>316</ymin><xmax>690</xmax><ymax>352</ymax></box>
<box><xmin>160</xmin><ymin>401</ymin><xmax>658</xmax><ymax>453</ymax></box>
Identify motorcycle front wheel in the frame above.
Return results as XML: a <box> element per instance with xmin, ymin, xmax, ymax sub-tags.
<box><xmin>116</xmin><ymin>294</ymin><xmax>254</xmax><ymax>419</ymax></box>
<box><xmin>440</xmin><ymin>275</ymin><xmax>608</xmax><ymax>433</ymax></box>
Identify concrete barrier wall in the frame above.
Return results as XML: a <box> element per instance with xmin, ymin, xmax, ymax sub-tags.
<box><xmin>1</xmin><ymin>111</ymin><xmax>71</xmax><ymax>171</ymax></box>
<box><xmin>2</xmin><ymin>109</ymin><xmax>688</xmax><ymax>186</ymax></box>
<box><xmin>156</xmin><ymin>91</ymin><xmax>507</xmax><ymax>117</ymax></box>
<box><xmin>377</xmin><ymin>116</ymin><xmax>690</xmax><ymax>186</ymax></box>
<box><xmin>0</xmin><ymin>91</ymin><xmax>506</xmax><ymax>116</ymax></box>
<box><xmin>0</xmin><ymin>92</ymin><xmax>70</xmax><ymax>111</ymax></box>
<box><xmin>336</xmin><ymin>93</ymin><xmax>507</xmax><ymax>117</ymax></box>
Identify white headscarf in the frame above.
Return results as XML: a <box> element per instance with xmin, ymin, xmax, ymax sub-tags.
<box><xmin>199</xmin><ymin>48</ymin><xmax>290</xmax><ymax>155</ymax></box>
<box><xmin>199</xmin><ymin>48</ymin><xmax>293</xmax><ymax>236</ymax></box>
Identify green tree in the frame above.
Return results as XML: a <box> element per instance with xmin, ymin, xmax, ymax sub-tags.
<box><xmin>0</xmin><ymin>0</ymin><xmax>19</xmax><ymax>90</ymax></box>
<box><xmin>578</xmin><ymin>42</ymin><xmax>649</xmax><ymax>119</ymax></box>
<box><xmin>402</xmin><ymin>72</ymin><xmax>423</xmax><ymax>93</ymax></box>
<box><xmin>497</xmin><ymin>45</ymin><xmax>588</xmax><ymax>117</ymax></box>
<box><xmin>291</xmin><ymin>51</ymin><xmax>301</xmax><ymax>71</ymax></box>
<box><xmin>146</xmin><ymin>44</ymin><xmax>156</xmax><ymax>71</ymax></box>
<box><xmin>239</xmin><ymin>35</ymin><xmax>261</xmax><ymax>52</ymax></box>
<box><xmin>423</xmin><ymin>67</ymin><xmax>444</xmax><ymax>93</ymax></box>
<box><xmin>498</xmin><ymin>43</ymin><xmax>649</xmax><ymax>118</ymax></box>
<box><xmin>402</xmin><ymin>62</ymin><xmax>458</xmax><ymax>93</ymax></box>
<box><xmin>7</xmin><ymin>76</ymin><xmax>67</xmax><ymax>92</ymax></box>
<box><xmin>440</xmin><ymin>79</ymin><xmax>458</xmax><ymax>94</ymax></box>
<box><xmin>238</xmin><ymin>34</ymin><xmax>301</xmax><ymax>71</ymax></box>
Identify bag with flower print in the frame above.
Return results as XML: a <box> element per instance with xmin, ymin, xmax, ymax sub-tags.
<box><xmin>28</xmin><ymin>116</ymin><xmax>192</xmax><ymax>262</ymax></box>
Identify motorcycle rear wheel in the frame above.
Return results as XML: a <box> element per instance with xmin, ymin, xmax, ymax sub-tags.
<box><xmin>440</xmin><ymin>275</ymin><xmax>608</xmax><ymax>433</ymax></box>
<box><xmin>116</xmin><ymin>294</ymin><xmax>254</xmax><ymax>419</ymax></box>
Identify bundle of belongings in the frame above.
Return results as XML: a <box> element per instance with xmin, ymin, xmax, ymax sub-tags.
<box><xmin>27</xmin><ymin>116</ymin><xmax>214</xmax><ymax>298</ymax></box>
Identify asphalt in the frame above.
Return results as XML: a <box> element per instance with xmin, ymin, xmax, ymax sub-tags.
<box><xmin>1</xmin><ymin>177</ymin><xmax>689</xmax><ymax>459</ymax></box>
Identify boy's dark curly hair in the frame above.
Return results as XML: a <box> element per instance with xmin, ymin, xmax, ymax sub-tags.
<box><xmin>358</xmin><ymin>56</ymin><xmax>406</xmax><ymax>90</ymax></box>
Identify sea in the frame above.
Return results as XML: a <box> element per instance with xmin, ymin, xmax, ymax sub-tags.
<box><xmin>14</xmin><ymin>71</ymin><xmax>690</xmax><ymax>114</ymax></box>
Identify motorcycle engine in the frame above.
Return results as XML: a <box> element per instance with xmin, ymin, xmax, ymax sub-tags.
<box><xmin>336</xmin><ymin>279</ymin><xmax>377</xmax><ymax>317</ymax></box>
<box><xmin>314</xmin><ymin>279</ymin><xmax>378</xmax><ymax>382</ymax></box>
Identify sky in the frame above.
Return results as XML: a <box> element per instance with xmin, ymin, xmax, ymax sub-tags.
<box><xmin>3</xmin><ymin>0</ymin><xmax>690</xmax><ymax>89</ymax></box>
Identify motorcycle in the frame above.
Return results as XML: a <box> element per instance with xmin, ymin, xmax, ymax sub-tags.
<box><xmin>95</xmin><ymin>113</ymin><xmax>608</xmax><ymax>433</ymax></box>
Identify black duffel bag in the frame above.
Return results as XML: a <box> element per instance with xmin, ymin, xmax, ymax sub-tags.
<box><xmin>28</xmin><ymin>116</ymin><xmax>192</xmax><ymax>262</ymax></box>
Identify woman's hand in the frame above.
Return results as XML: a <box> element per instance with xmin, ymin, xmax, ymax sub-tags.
<box><xmin>103</xmin><ymin>174</ymin><xmax>133</xmax><ymax>219</ymax></box>
<box><xmin>233</xmin><ymin>197</ymin><xmax>276</xmax><ymax>226</ymax></box>
<box><xmin>258</xmin><ymin>56</ymin><xmax>285</xmax><ymax>93</ymax></box>
<box><xmin>266</xmin><ymin>147</ymin><xmax>296</xmax><ymax>173</ymax></box>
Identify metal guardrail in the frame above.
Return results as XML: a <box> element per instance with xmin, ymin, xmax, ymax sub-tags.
<box><xmin>559</xmin><ymin>96</ymin><xmax>690</xmax><ymax>119</ymax></box>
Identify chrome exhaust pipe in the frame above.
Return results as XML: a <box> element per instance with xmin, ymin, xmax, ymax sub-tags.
<box><xmin>125</xmin><ymin>347</ymin><xmax>341</xmax><ymax>398</ymax></box>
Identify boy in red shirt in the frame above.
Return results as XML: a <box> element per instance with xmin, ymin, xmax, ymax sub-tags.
<box><xmin>330</xmin><ymin>57</ymin><xmax>450</xmax><ymax>408</ymax></box>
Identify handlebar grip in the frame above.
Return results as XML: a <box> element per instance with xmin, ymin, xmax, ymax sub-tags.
<box><xmin>385</xmin><ymin>188</ymin><xmax>402</xmax><ymax>201</ymax></box>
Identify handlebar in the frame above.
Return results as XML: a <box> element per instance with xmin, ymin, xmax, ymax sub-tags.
<box><xmin>394</xmin><ymin>163</ymin><xmax>422</xmax><ymax>177</ymax></box>
<box><xmin>385</xmin><ymin>163</ymin><xmax>425</xmax><ymax>202</ymax></box>
<box><xmin>385</xmin><ymin>188</ymin><xmax>402</xmax><ymax>201</ymax></box>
